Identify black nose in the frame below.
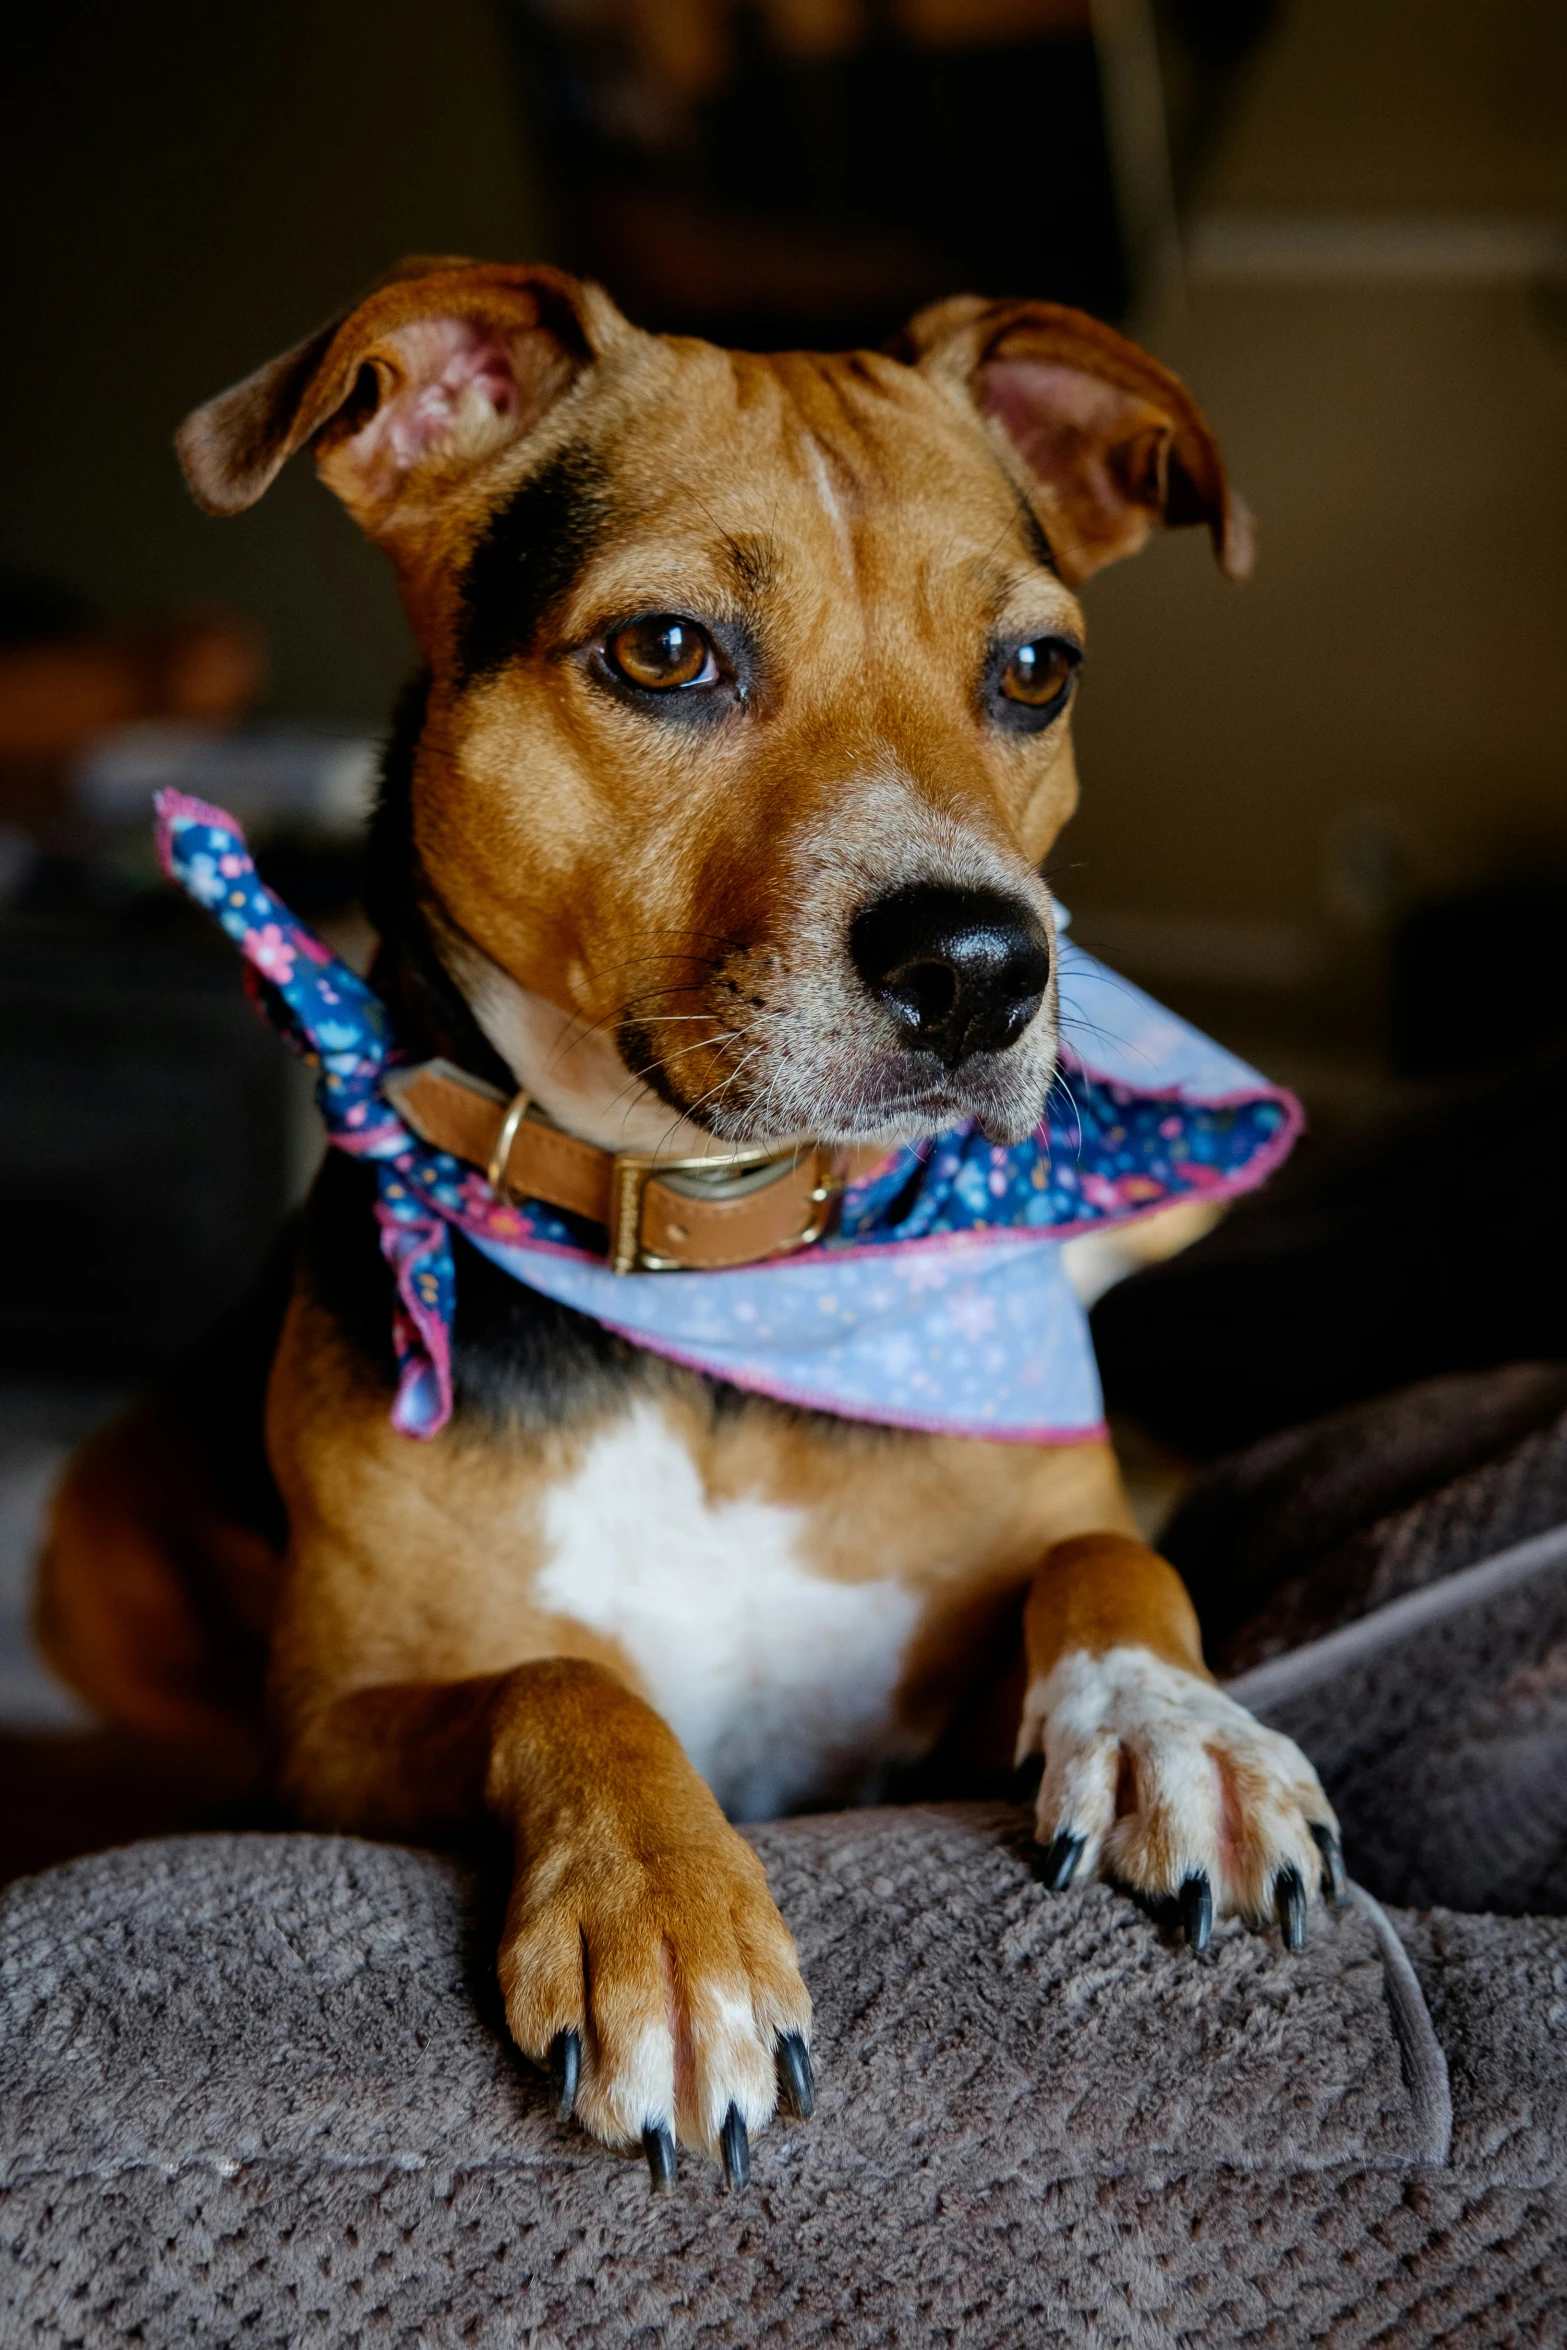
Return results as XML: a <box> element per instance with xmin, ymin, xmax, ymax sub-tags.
<box><xmin>849</xmin><ymin>884</ymin><xmax>1052</xmax><ymax>1068</ymax></box>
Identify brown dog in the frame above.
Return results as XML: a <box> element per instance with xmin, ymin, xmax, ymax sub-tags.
<box><xmin>41</xmin><ymin>259</ymin><xmax>1340</xmax><ymax>2191</ymax></box>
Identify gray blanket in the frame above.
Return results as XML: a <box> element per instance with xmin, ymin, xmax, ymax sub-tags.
<box><xmin>1185</xmin><ymin>1366</ymin><xmax>1567</xmax><ymax>1917</ymax></box>
<box><xmin>5</xmin><ymin>1813</ymin><xmax>1560</xmax><ymax>2349</ymax></box>
<box><xmin>6</xmin><ymin>1367</ymin><xmax>1567</xmax><ymax>2345</ymax></box>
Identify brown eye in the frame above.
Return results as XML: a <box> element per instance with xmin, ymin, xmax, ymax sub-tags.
<box><xmin>1001</xmin><ymin>638</ymin><xmax>1077</xmax><ymax>709</ymax></box>
<box><xmin>607</xmin><ymin>616</ymin><xmax>715</xmax><ymax>690</ymax></box>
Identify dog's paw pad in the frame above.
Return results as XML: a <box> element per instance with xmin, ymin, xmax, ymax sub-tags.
<box><xmin>1017</xmin><ymin>1645</ymin><xmax>1340</xmax><ymax>1942</ymax></box>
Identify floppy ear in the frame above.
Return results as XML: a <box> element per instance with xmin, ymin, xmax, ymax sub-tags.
<box><xmin>175</xmin><ymin>256</ymin><xmax>627</xmax><ymax>541</ymax></box>
<box><xmin>891</xmin><ymin>295</ymin><xmax>1253</xmax><ymax>585</ymax></box>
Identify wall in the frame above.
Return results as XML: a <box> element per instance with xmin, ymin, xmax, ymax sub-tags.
<box><xmin>1065</xmin><ymin>0</ymin><xmax>1567</xmax><ymax>994</ymax></box>
<box><xmin>2</xmin><ymin>0</ymin><xmax>539</xmax><ymax>723</ymax></box>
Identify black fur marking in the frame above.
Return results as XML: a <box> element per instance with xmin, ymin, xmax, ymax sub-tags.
<box><xmin>164</xmin><ymin>1218</ymin><xmax>298</xmax><ymax>1549</ymax></box>
<box><xmin>452</xmin><ymin>1223</ymin><xmax>650</xmax><ymax>1434</ymax></box>
<box><xmin>301</xmin><ymin>1151</ymin><xmax>651</xmax><ymax>1435</ymax></box>
<box><xmin>299</xmin><ymin>1152</ymin><xmax>400</xmax><ymax>1390</ymax></box>
<box><xmin>1017</xmin><ymin>498</ymin><xmax>1058</xmax><ymax>575</ymax></box>
<box><xmin>456</xmin><ymin>446</ymin><xmax>612</xmax><ymax>686</ymax></box>
<box><xmin>362</xmin><ymin>674</ymin><xmax>517</xmax><ymax>1093</ymax></box>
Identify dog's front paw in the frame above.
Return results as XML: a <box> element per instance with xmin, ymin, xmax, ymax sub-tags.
<box><xmin>1016</xmin><ymin>1646</ymin><xmax>1345</xmax><ymax>1950</ymax></box>
<box><xmin>497</xmin><ymin>1813</ymin><xmax>813</xmax><ymax>2189</ymax></box>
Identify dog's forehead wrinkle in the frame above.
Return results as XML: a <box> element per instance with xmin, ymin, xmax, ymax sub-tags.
<box><xmin>766</xmin><ymin>351</ymin><xmax>984</xmax><ymax>539</ymax></box>
<box><xmin>796</xmin><ymin>428</ymin><xmax>856</xmax><ymax>544</ymax></box>
<box><xmin>797</xmin><ymin>459</ymin><xmax>856</xmax><ymax>593</ymax></box>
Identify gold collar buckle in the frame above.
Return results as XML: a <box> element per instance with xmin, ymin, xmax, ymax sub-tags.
<box><xmin>608</xmin><ymin>1144</ymin><xmax>847</xmax><ymax>1275</ymax></box>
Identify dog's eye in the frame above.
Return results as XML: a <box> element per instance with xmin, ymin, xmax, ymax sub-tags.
<box><xmin>1000</xmin><ymin>638</ymin><xmax>1078</xmax><ymax>710</ymax></box>
<box><xmin>607</xmin><ymin>617</ymin><xmax>716</xmax><ymax>691</ymax></box>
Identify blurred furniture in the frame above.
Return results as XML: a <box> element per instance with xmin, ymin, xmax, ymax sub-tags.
<box><xmin>0</xmin><ymin>579</ymin><xmax>360</xmax><ymax>1389</ymax></box>
<box><xmin>1093</xmin><ymin>1043</ymin><xmax>1567</xmax><ymax>1453</ymax></box>
<box><xmin>506</xmin><ymin>0</ymin><xmax>1129</xmax><ymax>343</ymax></box>
<box><xmin>0</xmin><ymin>577</ymin><xmax>263</xmax><ymax>839</ymax></box>
<box><xmin>0</xmin><ymin>903</ymin><xmax>293</xmax><ymax>1383</ymax></box>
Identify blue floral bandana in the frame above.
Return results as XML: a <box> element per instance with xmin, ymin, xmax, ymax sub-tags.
<box><xmin>158</xmin><ymin>790</ymin><xmax>1300</xmax><ymax>1444</ymax></box>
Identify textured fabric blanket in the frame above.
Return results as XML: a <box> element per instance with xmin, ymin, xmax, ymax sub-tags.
<box><xmin>1173</xmin><ymin>1364</ymin><xmax>1567</xmax><ymax>1916</ymax></box>
<box><xmin>8</xmin><ymin>1812</ymin><xmax>1562</xmax><ymax>2350</ymax></box>
<box><xmin>7</xmin><ymin>1368</ymin><xmax>1567</xmax><ymax>2345</ymax></box>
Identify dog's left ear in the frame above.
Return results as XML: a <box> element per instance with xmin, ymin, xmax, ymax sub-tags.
<box><xmin>176</xmin><ymin>256</ymin><xmax>630</xmax><ymax>543</ymax></box>
<box><xmin>891</xmin><ymin>295</ymin><xmax>1253</xmax><ymax>584</ymax></box>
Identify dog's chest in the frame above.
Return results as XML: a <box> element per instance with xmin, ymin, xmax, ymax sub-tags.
<box><xmin>534</xmin><ymin>1404</ymin><xmax>922</xmax><ymax>1821</ymax></box>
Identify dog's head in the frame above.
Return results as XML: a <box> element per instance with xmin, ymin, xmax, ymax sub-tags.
<box><xmin>179</xmin><ymin>260</ymin><xmax>1248</xmax><ymax>1156</ymax></box>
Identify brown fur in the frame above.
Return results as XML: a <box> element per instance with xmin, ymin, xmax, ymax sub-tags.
<box><xmin>43</xmin><ymin>259</ymin><xmax>1333</xmax><ymax>2178</ymax></box>
<box><xmin>1022</xmin><ymin>1533</ymin><xmax>1209</xmax><ymax>1684</ymax></box>
<box><xmin>39</xmin><ymin>1398</ymin><xmax>273</xmax><ymax>1775</ymax></box>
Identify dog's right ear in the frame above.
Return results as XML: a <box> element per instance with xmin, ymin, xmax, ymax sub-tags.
<box><xmin>175</xmin><ymin>257</ymin><xmax>627</xmax><ymax>542</ymax></box>
<box><xmin>891</xmin><ymin>294</ymin><xmax>1253</xmax><ymax>585</ymax></box>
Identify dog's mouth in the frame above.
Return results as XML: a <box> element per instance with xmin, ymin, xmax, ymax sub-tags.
<box><xmin>430</xmin><ymin>851</ymin><xmax>1059</xmax><ymax>1159</ymax></box>
<box><xmin>616</xmin><ymin>883</ymin><xmax>1060</xmax><ymax>1152</ymax></box>
<box><xmin>632</xmin><ymin>1035</ymin><xmax>1057</xmax><ymax>1151</ymax></box>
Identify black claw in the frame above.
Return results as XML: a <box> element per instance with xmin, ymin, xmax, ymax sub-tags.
<box><xmin>1275</xmin><ymin>1864</ymin><xmax>1308</xmax><ymax>1952</ymax></box>
<box><xmin>1179</xmin><ymin>1871</ymin><xmax>1213</xmax><ymax>1955</ymax></box>
<box><xmin>642</xmin><ymin>2121</ymin><xmax>677</xmax><ymax>2193</ymax></box>
<box><xmin>720</xmin><ymin>2102</ymin><xmax>751</xmax><ymax>2191</ymax></box>
<box><xmin>1310</xmin><ymin>1822</ymin><xmax>1348</xmax><ymax>1910</ymax></box>
<box><xmin>775</xmin><ymin>2031</ymin><xmax>815</xmax><ymax>2120</ymax></box>
<box><xmin>1039</xmin><ymin>1830</ymin><xmax>1085</xmax><ymax>1892</ymax></box>
<box><xmin>547</xmin><ymin>2027</ymin><xmax>580</xmax><ymax>2122</ymax></box>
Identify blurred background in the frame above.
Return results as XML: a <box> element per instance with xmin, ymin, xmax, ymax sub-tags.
<box><xmin>0</xmin><ymin>0</ymin><xmax>1563</xmax><ymax>1865</ymax></box>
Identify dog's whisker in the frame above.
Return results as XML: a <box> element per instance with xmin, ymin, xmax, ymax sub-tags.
<box><xmin>603</xmin><ymin>1011</ymin><xmax>786</xmax><ymax>1108</ymax></box>
<box><xmin>663</xmin><ymin>1041</ymin><xmax>770</xmax><ymax>1146</ymax></box>
<box><xmin>595</xmin><ymin>1017</ymin><xmax>778</xmax><ymax>1132</ymax></box>
<box><xmin>641</xmin><ymin>1032</ymin><xmax>745</xmax><ymax>1073</ymax></box>
<box><xmin>540</xmin><ymin>985</ymin><xmax>742</xmax><ymax>1083</ymax></box>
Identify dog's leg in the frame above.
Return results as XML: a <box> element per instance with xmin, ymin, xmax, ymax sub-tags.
<box><xmin>1015</xmin><ymin>1534</ymin><xmax>1344</xmax><ymax>1946</ymax></box>
<box><xmin>279</xmin><ymin>1657</ymin><xmax>813</xmax><ymax>2182</ymax></box>
<box><xmin>38</xmin><ymin>1396</ymin><xmax>275</xmax><ymax>1772</ymax></box>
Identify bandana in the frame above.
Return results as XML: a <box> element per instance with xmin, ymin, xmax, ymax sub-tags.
<box><xmin>158</xmin><ymin>790</ymin><xmax>1300</xmax><ymax>1445</ymax></box>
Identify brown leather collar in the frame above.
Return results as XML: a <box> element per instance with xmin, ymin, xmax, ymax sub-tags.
<box><xmin>384</xmin><ymin>1059</ymin><xmax>888</xmax><ymax>1274</ymax></box>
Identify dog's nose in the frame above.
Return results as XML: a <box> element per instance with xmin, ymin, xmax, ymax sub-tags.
<box><xmin>850</xmin><ymin>885</ymin><xmax>1052</xmax><ymax>1067</ymax></box>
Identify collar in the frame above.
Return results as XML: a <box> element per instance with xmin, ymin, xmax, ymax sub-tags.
<box><xmin>380</xmin><ymin>1059</ymin><xmax>889</xmax><ymax>1274</ymax></box>
<box><xmin>156</xmin><ymin>788</ymin><xmax>1301</xmax><ymax>1443</ymax></box>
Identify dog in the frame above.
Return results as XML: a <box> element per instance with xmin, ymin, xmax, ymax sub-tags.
<box><xmin>41</xmin><ymin>258</ymin><xmax>1341</xmax><ymax>2192</ymax></box>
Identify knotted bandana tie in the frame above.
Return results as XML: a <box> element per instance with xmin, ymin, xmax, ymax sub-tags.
<box><xmin>158</xmin><ymin>790</ymin><xmax>1301</xmax><ymax>1443</ymax></box>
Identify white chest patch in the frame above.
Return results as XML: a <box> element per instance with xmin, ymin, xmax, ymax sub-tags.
<box><xmin>535</xmin><ymin>1404</ymin><xmax>921</xmax><ymax>1821</ymax></box>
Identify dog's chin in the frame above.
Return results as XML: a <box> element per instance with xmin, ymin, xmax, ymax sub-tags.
<box><xmin>688</xmin><ymin>1047</ymin><xmax>1056</xmax><ymax>1153</ymax></box>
